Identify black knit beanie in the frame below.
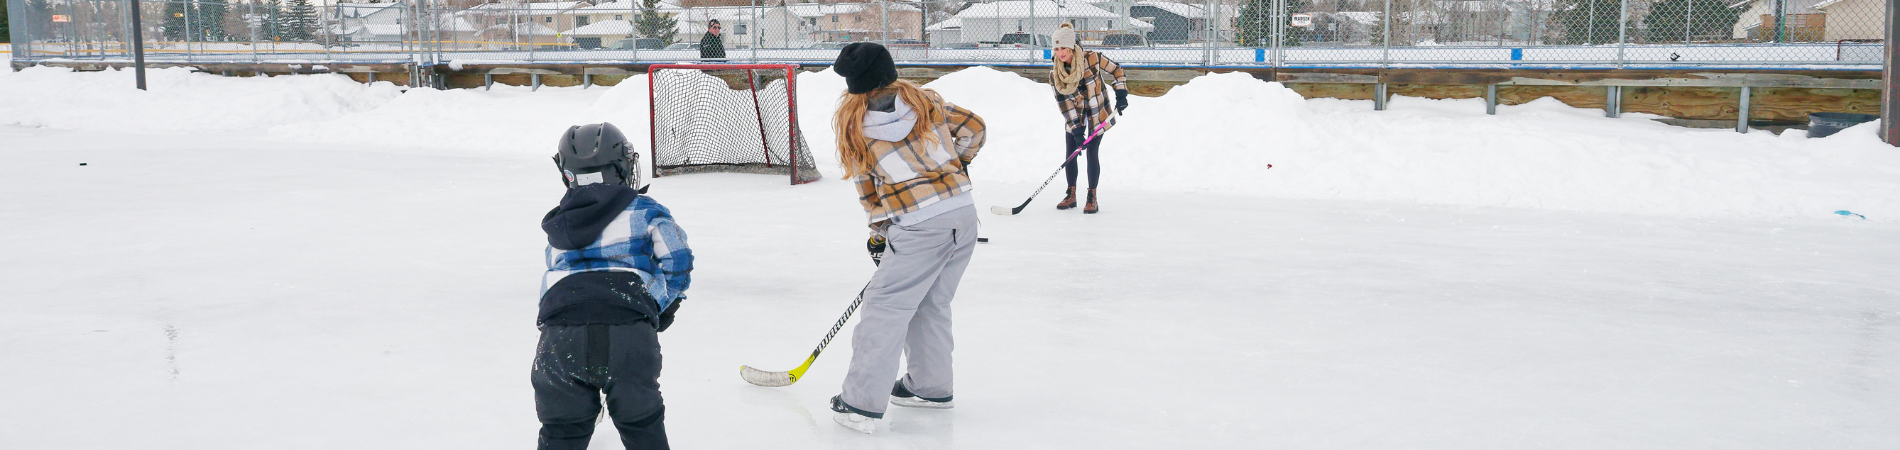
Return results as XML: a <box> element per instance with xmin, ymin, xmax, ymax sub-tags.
<box><xmin>834</xmin><ymin>42</ymin><xmax>897</xmax><ymax>94</ymax></box>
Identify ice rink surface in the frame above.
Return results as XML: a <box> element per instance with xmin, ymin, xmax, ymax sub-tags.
<box><xmin>1</xmin><ymin>126</ymin><xmax>1895</xmax><ymax>449</ymax></box>
<box><xmin>3</xmin><ymin>52</ymin><xmax>1897</xmax><ymax>448</ymax></box>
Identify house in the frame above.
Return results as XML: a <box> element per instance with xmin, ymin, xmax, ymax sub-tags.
<box><xmin>952</xmin><ymin>0</ymin><xmax>1152</xmax><ymax>44</ymax></box>
<box><xmin>1129</xmin><ymin>1</ymin><xmax>1204</xmax><ymax>43</ymax></box>
<box><xmin>674</xmin><ymin>5</ymin><xmax>820</xmax><ymax>48</ymax></box>
<box><xmin>462</xmin><ymin>1</ymin><xmax>593</xmax><ymax>35</ymax></box>
<box><xmin>1812</xmin><ymin>0</ymin><xmax>1879</xmax><ymax>40</ymax></box>
<box><xmin>926</xmin><ymin>17</ymin><xmax>963</xmax><ymax>43</ymax></box>
<box><xmin>331</xmin><ymin>2</ymin><xmax>406</xmax><ymax>43</ymax></box>
<box><xmin>1729</xmin><ymin>0</ymin><xmax>1825</xmax><ymax>41</ymax></box>
<box><xmin>571</xmin><ymin>0</ymin><xmax>684</xmax><ymax>30</ymax></box>
<box><xmin>785</xmin><ymin>2</ymin><xmax>926</xmax><ymax>43</ymax></box>
<box><xmin>564</xmin><ymin>0</ymin><xmax>685</xmax><ymax>47</ymax></box>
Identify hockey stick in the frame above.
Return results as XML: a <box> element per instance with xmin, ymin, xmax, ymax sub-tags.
<box><xmin>740</xmin><ymin>281</ymin><xmax>872</xmax><ymax>387</ymax></box>
<box><xmin>990</xmin><ymin>123</ymin><xmax>1108</xmax><ymax>216</ymax></box>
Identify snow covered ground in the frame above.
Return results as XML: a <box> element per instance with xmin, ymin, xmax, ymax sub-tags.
<box><xmin>2</xmin><ymin>56</ymin><xmax>1898</xmax><ymax>449</ymax></box>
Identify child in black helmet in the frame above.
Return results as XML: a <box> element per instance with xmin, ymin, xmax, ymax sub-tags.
<box><xmin>533</xmin><ymin>122</ymin><xmax>695</xmax><ymax>450</ymax></box>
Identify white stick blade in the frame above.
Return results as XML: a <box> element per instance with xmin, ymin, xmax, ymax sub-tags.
<box><xmin>989</xmin><ymin>206</ymin><xmax>1016</xmax><ymax>216</ymax></box>
<box><xmin>740</xmin><ymin>365</ymin><xmax>795</xmax><ymax>387</ymax></box>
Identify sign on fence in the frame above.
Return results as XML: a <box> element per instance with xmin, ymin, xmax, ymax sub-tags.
<box><xmin>1290</xmin><ymin>14</ymin><xmax>1313</xmax><ymax>28</ymax></box>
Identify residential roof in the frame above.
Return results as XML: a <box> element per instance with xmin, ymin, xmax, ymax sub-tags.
<box><xmin>568</xmin><ymin>19</ymin><xmax>636</xmax><ymax>35</ymax></box>
<box><xmin>468</xmin><ymin>1</ymin><xmax>590</xmax><ymax>14</ymax></box>
<box><xmin>956</xmin><ymin>0</ymin><xmax>1120</xmax><ymax>19</ymax></box>
<box><xmin>575</xmin><ymin>0</ymin><xmax>684</xmax><ymax>13</ymax></box>
<box><xmin>336</xmin><ymin>2</ymin><xmax>401</xmax><ymax>18</ymax></box>
<box><xmin>1336</xmin><ymin>11</ymin><xmax>1378</xmax><ymax>26</ymax></box>
<box><xmin>927</xmin><ymin>17</ymin><xmax>962</xmax><ymax>31</ymax></box>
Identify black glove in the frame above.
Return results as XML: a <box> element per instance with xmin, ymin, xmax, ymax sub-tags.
<box><xmin>1115</xmin><ymin>89</ymin><xmax>1129</xmax><ymax>114</ymax></box>
<box><xmin>868</xmin><ymin>236</ymin><xmax>887</xmax><ymax>266</ymax></box>
<box><xmin>655</xmin><ymin>296</ymin><xmax>683</xmax><ymax>332</ymax></box>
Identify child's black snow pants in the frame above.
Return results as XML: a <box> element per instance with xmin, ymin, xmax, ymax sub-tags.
<box><xmin>532</xmin><ymin>323</ymin><xmax>667</xmax><ymax>450</ymax></box>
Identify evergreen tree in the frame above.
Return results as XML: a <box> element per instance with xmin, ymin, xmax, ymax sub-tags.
<box><xmin>1236</xmin><ymin>0</ymin><xmax>1308</xmax><ymax>47</ymax></box>
<box><xmin>636</xmin><ymin>0</ymin><xmax>677</xmax><ymax>44</ymax></box>
<box><xmin>1550</xmin><ymin>0</ymin><xmax>1620</xmax><ymax>44</ymax></box>
<box><xmin>2</xmin><ymin>0</ymin><xmax>12</xmax><ymax>43</ymax></box>
<box><xmin>197</xmin><ymin>0</ymin><xmax>231</xmax><ymax>41</ymax></box>
<box><xmin>262</xmin><ymin>0</ymin><xmax>285</xmax><ymax>40</ymax></box>
<box><xmin>163</xmin><ymin>0</ymin><xmax>189</xmax><ymax>40</ymax></box>
<box><xmin>1642</xmin><ymin>0</ymin><xmax>1740</xmax><ymax>42</ymax></box>
<box><xmin>282</xmin><ymin>0</ymin><xmax>317</xmax><ymax>40</ymax></box>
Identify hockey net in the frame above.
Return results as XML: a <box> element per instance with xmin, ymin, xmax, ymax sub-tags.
<box><xmin>648</xmin><ymin>64</ymin><xmax>821</xmax><ymax>185</ymax></box>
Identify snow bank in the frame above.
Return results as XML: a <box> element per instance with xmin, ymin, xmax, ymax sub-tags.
<box><xmin>0</xmin><ymin>66</ymin><xmax>403</xmax><ymax>133</ymax></box>
<box><xmin>2</xmin><ymin>63</ymin><xmax>1895</xmax><ymax>221</ymax></box>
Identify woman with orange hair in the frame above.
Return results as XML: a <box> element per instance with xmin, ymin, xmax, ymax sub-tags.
<box><xmin>825</xmin><ymin>42</ymin><xmax>988</xmax><ymax>434</ymax></box>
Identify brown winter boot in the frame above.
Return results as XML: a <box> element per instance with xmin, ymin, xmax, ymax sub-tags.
<box><xmin>1083</xmin><ymin>189</ymin><xmax>1100</xmax><ymax>214</ymax></box>
<box><xmin>1055</xmin><ymin>186</ymin><xmax>1078</xmax><ymax>210</ymax></box>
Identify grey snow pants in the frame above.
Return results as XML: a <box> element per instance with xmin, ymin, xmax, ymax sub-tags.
<box><xmin>532</xmin><ymin>323</ymin><xmax>667</xmax><ymax>450</ymax></box>
<box><xmin>840</xmin><ymin>205</ymin><xmax>978</xmax><ymax>417</ymax></box>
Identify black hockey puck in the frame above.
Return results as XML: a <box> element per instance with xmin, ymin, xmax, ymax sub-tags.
<box><xmin>977</xmin><ymin>237</ymin><xmax>989</xmax><ymax>243</ymax></box>
<box><xmin>79</xmin><ymin>163</ymin><xmax>87</xmax><ymax>166</ymax></box>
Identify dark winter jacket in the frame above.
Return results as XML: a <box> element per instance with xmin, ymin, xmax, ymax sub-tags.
<box><xmin>700</xmin><ymin>32</ymin><xmax>726</xmax><ymax>59</ymax></box>
<box><xmin>538</xmin><ymin>184</ymin><xmax>694</xmax><ymax>326</ymax></box>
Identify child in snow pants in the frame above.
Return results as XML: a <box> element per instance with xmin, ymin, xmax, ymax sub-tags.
<box><xmin>827</xmin><ymin>42</ymin><xmax>987</xmax><ymax>433</ymax></box>
<box><xmin>534</xmin><ymin>122</ymin><xmax>693</xmax><ymax>450</ymax></box>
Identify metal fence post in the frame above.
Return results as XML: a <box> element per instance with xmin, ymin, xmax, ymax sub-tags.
<box><xmin>1271</xmin><ymin>0</ymin><xmax>1283</xmax><ymax>67</ymax></box>
<box><xmin>1486</xmin><ymin>84</ymin><xmax>1497</xmax><ymax>114</ymax></box>
<box><xmin>1205</xmin><ymin>0</ymin><xmax>1217</xmax><ymax>66</ymax></box>
<box><xmin>1381</xmin><ymin>0</ymin><xmax>1391</xmax><ymax>68</ymax></box>
<box><xmin>1736</xmin><ymin>86</ymin><xmax>1751</xmax><ymax>133</ymax></box>
<box><xmin>1615</xmin><ymin>0</ymin><xmax>1628</xmax><ymax>68</ymax></box>
<box><xmin>320</xmin><ymin>3</ymin><xmax>332</xmax><ymax>62</ymax></box>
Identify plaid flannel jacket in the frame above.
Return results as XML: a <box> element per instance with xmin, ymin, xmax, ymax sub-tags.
<box><xmin>542</xmin><ymin>196</ymin><xmax>694</xmax><ymax>310</ymax></box>
<box><xmin>855</xmin><ymin>91</ymin><xmax>987</xmax><ymax>233</ymax></box>
<box><xmin>1053</xmin><ymin>50</ymin><xmax>1128</xmax><ymax>134</ymax></box>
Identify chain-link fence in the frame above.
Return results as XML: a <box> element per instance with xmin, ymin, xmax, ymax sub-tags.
<box><xmin>7</xmin><ymin>0</ymin><xmax>1885</xmax><ymax>68</ymax></box>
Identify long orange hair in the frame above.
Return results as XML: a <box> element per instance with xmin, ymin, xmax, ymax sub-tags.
<box><xmin>833</xmin><ymin>79</ymin><xmax>947</xmax><ymax>180</ymax></box>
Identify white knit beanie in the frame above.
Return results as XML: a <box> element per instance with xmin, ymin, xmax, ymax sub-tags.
<box><xmin>1052</xmin><ymin>23</ymin><xmax>1077</xmax><ymax>49</ymax></box>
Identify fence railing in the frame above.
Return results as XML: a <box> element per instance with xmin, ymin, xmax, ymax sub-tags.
<box><xmin>7</xmin><ymin>0</ymin><xmax>1886</xmax><ymax>69</ymax></box>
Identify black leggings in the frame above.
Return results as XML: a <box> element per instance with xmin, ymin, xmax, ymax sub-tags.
<box><xmin>1063</xmin><ymin>128</ymin><xmax>1104</xmax><ymax>189</ymax></box>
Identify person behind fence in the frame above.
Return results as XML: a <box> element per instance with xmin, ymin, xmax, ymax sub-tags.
<box><xmin>826</xmin><ymin>42</ymin><xmax>987</xmax><ymax>435</ymax></box>
<box><xmin>533</xmin><ymin>122</ymin><xmax>694</xmax><ymax>450</ymax></box>
<box><xmin>1048</xmin><ymin>23</ymin><xmax>1128</xmax><ymax>214</ymax></box>
<box><xmin>700</xmin><ymin>19</ymin><xmax>727</xmax><ymax>61</ymax></box>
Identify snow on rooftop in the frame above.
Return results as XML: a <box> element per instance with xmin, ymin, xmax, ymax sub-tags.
<box><xmin>567</xmin><ymin>19</ymin><xmax>635</xmax><ymax>35</ymax></box>
<box><xmin>956</xmin><ymin>0</ymin><xmax>1121</xmax><ymax>19</ymax></box>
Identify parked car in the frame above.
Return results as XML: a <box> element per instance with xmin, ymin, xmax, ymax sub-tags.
<box><xmin>889</xmin><ymin>39</ymin><xmax>927</xmax><ymax>48</ymax></box>
<box><xmin>979</xmin><ymin>32</ymin><xmax>1050</xmax><ymax>48</ymax></box>
<box><xmin>1101</xmin><ymin>33</ymin><xmax>1146</xmax><ymax>47</ymax></box>
<box><xmin>664</xmin><ymin>42</ymin><xmax>701</xmax><ymax>50</ymax></box>
<box><xmin>609</xmin><ymin>38</ymin><xmax>667</xmax><ymax>50</ymax></box>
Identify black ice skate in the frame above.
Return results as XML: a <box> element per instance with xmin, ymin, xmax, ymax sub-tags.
<box><xmin>890</xmin><ymin>380</ymin><xmax>954</xmax><ymax>409</ymax></box>
<box><xmin>830</xmin><ymin>395</ymin><xmax>880</xmax><ymax>434</ymax></box>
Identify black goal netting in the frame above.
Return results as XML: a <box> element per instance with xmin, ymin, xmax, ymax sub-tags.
<box><xmin>649</xmin><ymin>65</ymin><xmax>821</xmax><ymax>185</ymax></box>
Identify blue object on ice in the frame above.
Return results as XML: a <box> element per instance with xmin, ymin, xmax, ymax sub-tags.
<box><xmin>1835</xmin><ymin>210</ymin><xmax>1867</xmax><ymax>219</ymax></box>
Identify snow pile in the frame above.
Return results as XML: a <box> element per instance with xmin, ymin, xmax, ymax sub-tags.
<box><xmin>1</xmin><ymin>63</ymin><xmax>1895</xmax><ymax>221</ymax></box>
<box><xmin>0</xmin><ymin>66</ymin><xmax>403</xmax><ymax>133</ymax></box>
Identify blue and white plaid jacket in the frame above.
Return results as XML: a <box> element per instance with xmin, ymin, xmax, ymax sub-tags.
<box><xmin>541</xmin><ymin>194</ymin><xmax>693</xmax><ymax>311</ymax></box>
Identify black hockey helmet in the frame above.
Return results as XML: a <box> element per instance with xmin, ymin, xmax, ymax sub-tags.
<box><xmin>553</xmin><ymin>122</ymin><xmax>641</xmax><ymax>189</ymax></box>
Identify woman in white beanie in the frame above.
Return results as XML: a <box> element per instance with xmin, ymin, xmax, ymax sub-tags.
<box><xmin>1048</xmin><ymin>23</ymin><xmax>1128</xmax><ymax>214</ymax></box>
